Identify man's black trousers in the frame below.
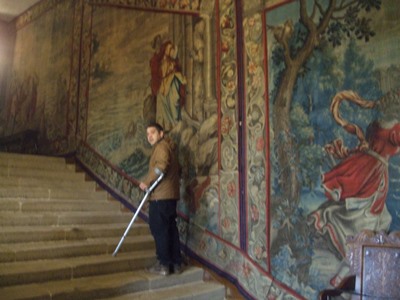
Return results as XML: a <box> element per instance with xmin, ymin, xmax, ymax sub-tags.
<box><xmin>148</xmin><ymin>199</ymin><xmax>182</xmax><ymax>267</ymax></box>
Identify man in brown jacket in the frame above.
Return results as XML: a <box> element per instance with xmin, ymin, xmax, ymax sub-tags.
<box><xmin>139</xmin><ymin>122</ymin><xmax>182</xmax><ymax>276</ymax></box>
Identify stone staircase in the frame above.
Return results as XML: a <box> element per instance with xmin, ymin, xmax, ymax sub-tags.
<box><xmin>0</xmin><ymin>152</ymin><xmax>226</xmax><ymax>300</ymax></box>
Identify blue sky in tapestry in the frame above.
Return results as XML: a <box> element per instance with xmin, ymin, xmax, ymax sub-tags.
<box><xmin>266</xmin><ymin>0</ymin><xmax>400</xmax><ymax>298</ymax></box>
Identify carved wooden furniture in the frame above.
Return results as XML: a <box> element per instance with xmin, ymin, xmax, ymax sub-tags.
<box><xmin>319</xmin><ymin>230</ymin><xmax>400</xmax><ymax>300</ymax></box>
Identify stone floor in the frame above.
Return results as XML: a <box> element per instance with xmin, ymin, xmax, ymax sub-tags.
<box><xmin>190</xmin><ymin>259</ymin><xmax>245</xmax><ymax>300</ymax></box>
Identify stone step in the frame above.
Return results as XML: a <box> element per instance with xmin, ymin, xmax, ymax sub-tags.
<box><xmin>0</xmin><ymin>166</ymin><xmax>86</xmax><ymax>181</ymax></box>
<box><xmin>0</xmin><ymin>186</ymin><xmax>107</xmax><ymax>200</ymax></box>
<box><xmin>0</xmin><ymin>152</ymin><xmax>78</xmax><ymax>175</ymax></box>
<box><xmin>0</xmin><ymin>267</ymin><xmax>211</xmax><ymax>300</ymax></box>
<box><xmin>0</xmin><ymin>152</ymin><xmax>226</xmax><ymax>299</ymax></box>
<box><xmin>0</xmin><ymin>211</ymin><xmax>133</xmax><ymax>226</ymax></box>
<box><xmin>0</xmin><ymin>175</ymin><xmax>98</xmax><ymax>190</ymax></box>
<box><xmin>0</xmin><ymin>152</ymin><xmax>68</xmax><ymax>170</ymax></box>
<box><xmin>0</xmin><ymin>176</ymin><xmax>98</xmax><ymax>193</ymax></box>
<box><xmin>0</xmin><ymin>223</ymin><xmax>150</xmax><ymax>243</ymax></box>
<box><xmin>0</xmin><ymin>251</ymin><xmax>156</xmax><ymax>287</ymax></box>
<box><xmin>0</xmin><ymin>235</ymin><xmax>155</xmax><ymax>263</ymax></box>
<box><xmin>0</xmin><ymin>198</ymin><xmax>120</xmax><ymax>212</ymax></box>
<box><xmin>105</xmin><ymin>280</ymin><xmax>226</xmax><ymax>300</ymax></box>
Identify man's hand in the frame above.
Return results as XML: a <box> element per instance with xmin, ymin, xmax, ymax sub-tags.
<box><xmin>139</xmin><ymin>182</ymin><xmax>148</xmax><ymax>191</ymax></box>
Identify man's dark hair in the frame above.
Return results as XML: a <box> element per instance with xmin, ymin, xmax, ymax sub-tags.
<box><xmin>147</xmin><ymin>122</ymin><xmax>164</xmax><ymax>133</ymax></box>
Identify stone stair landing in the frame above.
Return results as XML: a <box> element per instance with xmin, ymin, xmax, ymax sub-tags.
<box><xmin>0</xmin><ymin>152</ymin><xmax>226</xmax><ymax>300</ymax></box>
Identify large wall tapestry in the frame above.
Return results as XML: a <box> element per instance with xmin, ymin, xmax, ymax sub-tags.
<box><xmin>0</xmin><ymin>0</ymin><xmax>79</xmax><ymax>153</ymax></box>
<box><xmin>266</xmin><ymin>0</ymin><xmax>400</xmax><ymax>299</ymax></box>
<box><xmin>77</xmin><ymin>2</ymin><xmax>275</xmax><ymax>298</ymax></box>
<box><xmin>79</xmin><ymin>2</ymin><xmax>223</xmax><ymax>236</ymax></box>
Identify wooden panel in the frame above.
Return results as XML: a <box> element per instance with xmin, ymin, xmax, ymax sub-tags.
<box><xmin>361</xmin><ymin>245</ymin><xmax>400</xmax><ymax>299</ymax></box>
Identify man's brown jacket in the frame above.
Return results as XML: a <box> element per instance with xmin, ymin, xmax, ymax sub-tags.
<box><xmin>143</xmin><ymin>136</ymin><xmax>180</xmax><ymax>201</ymax></box>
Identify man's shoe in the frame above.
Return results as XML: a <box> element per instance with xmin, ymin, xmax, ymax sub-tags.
<box><xmin>147</xmin><ymin>261</ymin><xmax>170</xmax><ymax>276</ymax></box>
<box><xmin>173</xmin><ymin>264</ymin><xmax>183</xmax><ymax>274</ymax></box>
